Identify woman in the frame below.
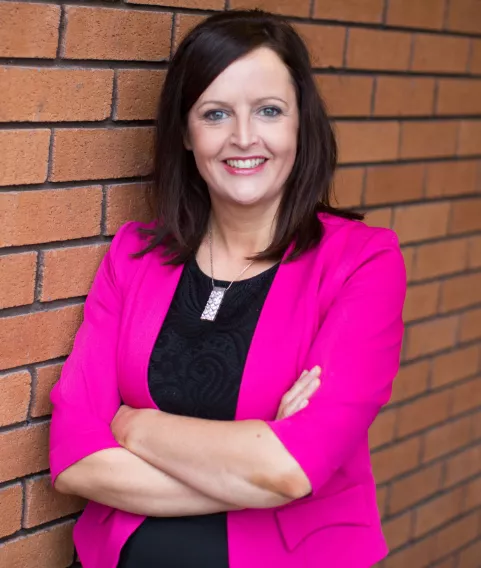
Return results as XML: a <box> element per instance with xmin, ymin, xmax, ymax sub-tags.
<box><xmin>49</xmin><ymin>9</ymin><xmax>406</xmax><ymax>568</ymax></box>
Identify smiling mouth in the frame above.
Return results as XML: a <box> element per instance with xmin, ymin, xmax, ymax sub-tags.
<box><xmin>224</xmin><ymin>158</ymin><xmax>267</xmax><ymax>170</ymax></box>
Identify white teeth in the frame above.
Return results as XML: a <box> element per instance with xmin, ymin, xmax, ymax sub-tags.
<box><xmin>226</xmin><ymin>158</ymin><xmax>266</xmax><ymax>169</ymax></box>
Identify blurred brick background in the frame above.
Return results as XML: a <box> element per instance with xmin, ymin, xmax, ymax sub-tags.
<box><xmin>1</xmin><ymin>0</ymin><xmax>481</xmax><ymax>567</ymax></box>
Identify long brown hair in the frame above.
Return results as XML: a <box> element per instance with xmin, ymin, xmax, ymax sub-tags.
<box><xmin>137</xmin><ymin>9</ymin><xmax>363</xmax><ymax>264</ymax></box>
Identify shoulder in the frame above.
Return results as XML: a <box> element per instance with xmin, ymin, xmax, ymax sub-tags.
<box><xmin>316</xmin><ymin>212</ymin><xmax>404</xmax><ymax>281</ymax></box>
<box><xmin>109</xmin><ymin>220</ymin><xmax>156</xmax><ymax>259</ymax></box>
<box><xmin>107</xmin><ymin>220</ymin><xmax>158</xmax><ymax>288</ymax></box>
<box><xmin>318</xmin><ymin>212</ymin><xmax>401</xmax><ymax>255</ymax></box>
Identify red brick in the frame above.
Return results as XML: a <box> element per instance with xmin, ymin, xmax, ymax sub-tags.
<box><xmin>41</xmin><ymin>244</ymin><xmax>109</xmax><ymax>302</ymax></box>
<box><xmin>397</xmin><ymin>390</ymin><xmax>450</xmax><ymax>437</ymax></box>
<box><xmin>441</xmin><ymin>272</ymin><xmax>481</xmax><ymax>312</ymax></box>
<box><xmin>437</xmin><ymin>79</ymin><xmax>481</xmax><ymax>115</ymax></box>
<box><xmin>105</xmin><ymin>183</ymin><xmax>151</xmax><ymax>236</ymax></box>
<box><xmin>63</xmin><ymin>7</ymin><xmax>172</xmax><ymax>61</ymax></box>
<box><xmin>382</xmin><ymin>512</ymin><xmax>412</xmax><ymax>551</ymax></box>
<box><xmin>50</xmin><ymin>127</ymin><xmax>154</xmax><ymax>182</ymax></box>
<box><xmin>444</xmin><ymin>445</ymin><xmax>481</xmax><ymax>487</ymax></box>
<box><xmin>469</xmin><ymin>235</ymin><xmax>481</xmax><ymax>268</ymax></box>
<box><xmin>393</xmin><ymin>202</ymin><xmax>451</xmax><ymax>244</ymax></box>
<box><xmin>0</xmin><ymin>306</ymin><xmax>83</xmax><ymax>371</ymax></box>
<box><xmin>25</xmin><ymin>475</ymin><xmax>85</xmax><ymax>527</ymax></box>
<box><xmin>402</xmin><ymin>246</ymin><xmax>416</xmax><ymax>282</ymax></box>
<box><xmin>473</xmin><ymin>411</ymin><xmax>481</xmax><ymax>440</ymax></box>
<box><xmin>364</xmin><ymin>164</ymin><xmax>425</xmax><ymax>206</ymax></box>
<box><xmin>411</xmin><ymin>34</ymin><xmax>470</xmax><ymax>73</ymax></box>
<box><xmin>0</xmin><ymin>187</ymin><xmax>102</xmax><ymax>248</ymax></box>
<box><xmin>173</xmin><ymin>14</ymin><xmax>207</xmax><ymax>51</ymax></box>
<box><xmin>0</xmin><ymin>483</ymin><xmax>22</xmax><ymax>538</ymax></box>
<box><xmin>425</xmin><ymin>160</ymin><xmax>479</xmax><ymax>198</ymax></box>
<box><xmin>414</xmin><ymin>487</ymin><xmax>464</xmax><ymax>537</ymax></box>
<box><xmin>0</xmin><ymin>522</ymin><xmax>74</xmax><ymax>568</ymax></box>
<box><xmin>389</xmin><ymin>463</ymin><xmax>443</xmax><ymax>514</ymax></box>
<box><xmin>314</xmin><ymin>0</ymin><xmax>384</xmax><ymax>22</ymax></box>
<box><xmin>346</xmin><ymin>29</ymin><xmax>411</xmax><ymax>71</ymax></box>
<box><xmin>458</xmin><ymin>539</ymin><xmax>481</xmax><ymax>568</ymax></box>
<box><xmin>364</xmin><ymin>208</ymin><xmax>393</xmax><ymax>229</ymax></box>
<box><xmin>400</xmin><ymin>121</ymin><xmax>458</xmax><ymax>160</ymax></box>
<box><xmin>230</xmin><ymin>0</ymin><xmax>310</xmax><ymax>17</ymax></box>
<box><xmin>0</xmin><ymin>423</ymin><xmax>49</xmax><ymax>483</ymax></box>
<box><xmin>0</xmin><ymin>371</ymin><xmax>31</xmax><ymax>427</ymax></box>
<box><xmin>374</xmin><ymin>77</ymin><xmax>435</xmax><ymax>117</ymax></box>
<box><xmin>315</xmin><ymin>75</ymin><xmax>373</xmax><ymax>117</ymax></box>
<box><xmin>423</xmin><ymin>416</ymin><xmax>472</xmax><ymax>462</ymax></box>
<box><xmin>386</xmin><ymin>0</ymin><xmax>445</xmax><ymax>29</ymax></box>
<box><xmin>369</xmin><ymin>409</ymin><xmax>396</xmax><ymax>449</ymax></box>
<box><xmin>0</xmin><ymin>252</ymin><xmax>37</xmax><ymax>309</ymax></box>
<box><xmin>446</xmin><ymin>0</ymin><xmax>481</xmax><ymax>34</ymax></box>
<box><xmin>115</xmin><ymin>69</ymin><xmax>166</xmax><ymax>121</ymax></box>
<box><xmin>31</xmin><ymin>363</ymin><xmax>62</xmax><ymax>418</ymax></box>
<box><xmin>451</xmin><ymin>376</ymin><xmax>481</xmax><ymax>416</ymax></box>
<box><xmin>471</xmin><ymin>40</ymin><xmax>481</xmax><ymax>74</ymax></box>
<box><xmin>404</xmin><ymin>315</ymin><xmax>458</xmax><ymax>360</ymax></box>
<box><xmin>0</xmin><ymin>3</ymin><xmax>60</xmax><ymax>58</ymax></box>
<box><xmin>384</xmin><ymin>535</ymin><xmax>436</xmax><ymax>568</ymax></box>
<box><xmin>460</xmin><ymin>308</ymin><xmax>481</xmax><ymax>342</ymax></box>
<box><xmin>128</xmin><ymin>0</ymin><xmax>223</xmax><ymax>9</ymax></box>
<box><xmin>431</xmin><ymin>557</ymin><xmax>456</xmax><ymax>568</ymax></box>
<box><xmin>413</xmin><ymin>239</ymin><xmax>469</xmax><ymax>281</ymax></box>
<box><xmin>403</xmin><ymin>282</ymin><xmax>440</xmax><ymax>322</ymax></box>
<box><xmin>0</xmin><ymin>129</ymin><xmax>50</xmax><ymax>186</ymax></box>
<box><xmin>336</xmin><ymin>121</ymin><xmax>399</xmax><ymax>163</ymax></box>
<box><xmin>371</xmin><ymin>437</ymin><xmax>421</xmax><ymax>483</ymax></box>
<box><xmin>464</xmin><ymin>477</ymin><xmax>481</xmax><ymax>511</ymax></box>
<box><xmin>377</xmin><ymin>485</ymin><xmax>387</xmax><ymax>517</ymax></box>
<box><xmin>391</xmin><ymin>361</ymin><xmax>430</xmax><ymax>403</ymax></box>
<box><xmin>331</xmin><ymin>167</ymin><xmax>364</xmax><ymax>208</ymax></box>
<box><xmin>432</xmin><ymin>346</ymin><xmax>479</xmax><ymax>388</ymax></box>
<box><xmin>0</xmin><ymin>67</ymin><xmax>113</xmax><ymax>122</ymax></box>
<box><xmin>458</xmin><ymin>120</ymin><xmax>481</xmax><ymax>156</ymax></box>
<box><xmin>295</xmin><ymin>23</ymin><xmax>346</xmax><ymax>68</ymax></box>
<box><xmin>433</xmin><ymin>512</ymin><xmax>478</xmax><ymax>559</ymax></box>
<box><xmin>450</xmin><ymin>198</ymin><xmax>481</xmax><ymax>235</ymax></box>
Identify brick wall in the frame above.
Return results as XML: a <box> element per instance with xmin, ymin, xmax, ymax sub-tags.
<box><xmin>0</xmin><ymin>0</ymin><xmax>480</xmax><ymax>566</ymax></box>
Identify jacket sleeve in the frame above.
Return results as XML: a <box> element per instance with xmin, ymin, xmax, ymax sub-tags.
<box><xmin>49</xmin><ymin>222</ymin><xmax>137</xmax><ymax>484</ymax></box>
<box><xmin>265</xmin><ymin>229</ymin><xmax>406</xmax><ymax>498</ymax></box>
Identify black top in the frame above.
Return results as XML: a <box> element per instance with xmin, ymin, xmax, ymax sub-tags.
<box><xmin>117</xmin><ymin>254</ymin><xmax>279</xmax><ymax>568</ymax></box>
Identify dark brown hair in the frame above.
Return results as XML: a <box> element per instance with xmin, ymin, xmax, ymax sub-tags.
<box><xmin>137</xmin><ymin>9</ymin><xmax>362</xmax><ymax>264</ymax></box>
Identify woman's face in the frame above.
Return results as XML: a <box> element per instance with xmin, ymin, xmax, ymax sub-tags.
<box><xmin>186</xmin><ymin>47</ymin><xmax>299</xmax><ymax>209</ymax></box>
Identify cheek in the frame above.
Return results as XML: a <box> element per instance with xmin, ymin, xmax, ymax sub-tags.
<box><xmin>190</xmin><ymin>127</ymin><xmax>225</xmax><ymax>162</ymax></box>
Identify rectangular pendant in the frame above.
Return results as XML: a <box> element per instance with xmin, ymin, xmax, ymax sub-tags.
<box><xmin>200</xmin><ymin>286</ymin><xmax>226</xmax><ymax>321</ymax></box>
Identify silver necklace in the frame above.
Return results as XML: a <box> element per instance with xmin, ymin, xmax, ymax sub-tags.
<box><xmin>200</xmin><ymin>225</ymin><xmax>255</xmax><ymax>321</ymax></box>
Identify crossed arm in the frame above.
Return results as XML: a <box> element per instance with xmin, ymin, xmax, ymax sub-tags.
<box><xmin>54</xmin><ymin>410</ymin><xmax>310</xmax><ymax>515</ymax></box>
<box><xmin>52</xmin><ymin>227</ymin><xmax>406</xmax><ymax>519</ymax></box>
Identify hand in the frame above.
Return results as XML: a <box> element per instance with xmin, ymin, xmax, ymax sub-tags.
<box><xmin>276</xmin><ymin>366</ymin><xmax>321</xmax><ymax>420</ymax></box>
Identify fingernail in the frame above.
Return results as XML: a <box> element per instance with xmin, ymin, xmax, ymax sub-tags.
<box><xmin>300</xmin><ymin>399</ymin><xmax>309</xmax><ymax>409</ymax></box>
<box><xmin>311</xmin><ymin>365</ymin><xmax>321</xmax><ymax>375</ymax></box>
<box><xmin>314</xmin><ymin>378</ymin><xmax>321</xmax><ymax>387</ymax></box>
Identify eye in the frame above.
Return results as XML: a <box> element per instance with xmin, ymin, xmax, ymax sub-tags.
<box><xmin>204</xmin><ymin>110</ymin><xmax>228</xmax><ymax>122</ymax></box>
<box><xmin>259</xmin><ymin>106</ymin><xmax>282</xmax><ymax>117</ymax></box>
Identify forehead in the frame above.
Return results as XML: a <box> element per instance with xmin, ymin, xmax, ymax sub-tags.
<box><xmin>196</xmin><ymin>47</ymin><xmax>295</xmax><ymax>104</ymax></box>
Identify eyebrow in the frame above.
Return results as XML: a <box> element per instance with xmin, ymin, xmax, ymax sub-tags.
<box><xmin>197</xmin><ymin>96</ymin><xmax>288</xmax><ymax>109</ymax></box>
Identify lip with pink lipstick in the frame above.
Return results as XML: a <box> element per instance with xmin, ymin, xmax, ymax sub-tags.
<box><xmin>222</xmin><ymin>156</ymin><xmax>268</xmax><ymax>175</ymax></box>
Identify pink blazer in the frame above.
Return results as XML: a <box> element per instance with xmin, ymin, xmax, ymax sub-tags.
<box><xmin>49</xmin><ymin>212</ymin><xmax>406</xmax><ymax>568</ymax></box>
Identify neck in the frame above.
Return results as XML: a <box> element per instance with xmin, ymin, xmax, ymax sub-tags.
<box><xmin>208</xmin><ymin>200</ymin><xmax>279</xmax><ymax>259</ymax></box>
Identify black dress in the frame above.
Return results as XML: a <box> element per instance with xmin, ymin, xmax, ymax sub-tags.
<box><xmin>117</xmin><ymin>255</ymin><xmax>279</xmax><ymax>568</ymax></box>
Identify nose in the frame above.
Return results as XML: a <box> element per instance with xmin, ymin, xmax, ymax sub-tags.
<box><xmin>230</xmin><ymin>113</ymin><xmax>258</xmax><ymax>149</ymax></box>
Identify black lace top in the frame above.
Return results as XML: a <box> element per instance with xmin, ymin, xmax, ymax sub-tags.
<box><xmin>117</xmin><ymin>254</ymin><xmax>280</xmax><ymax>568</ymax></box>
